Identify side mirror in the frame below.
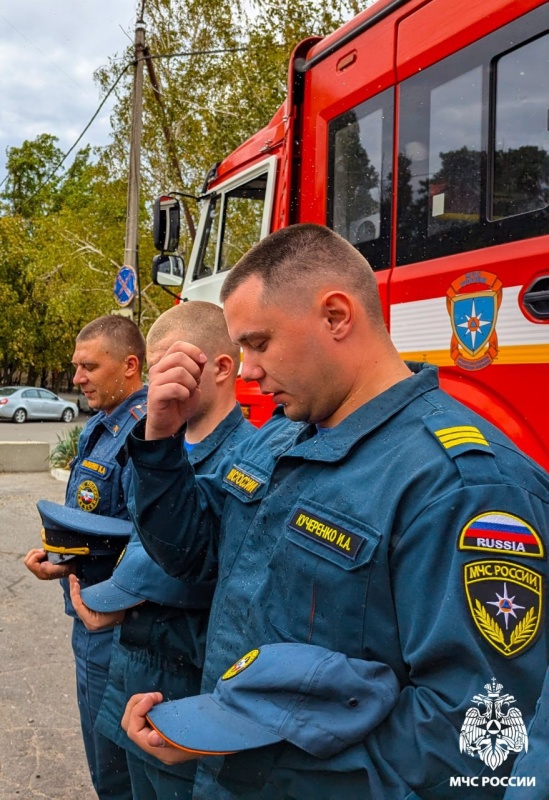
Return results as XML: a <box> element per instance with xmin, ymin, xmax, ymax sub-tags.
<box><xmin>153</xmin><ymin>195</ymin><xmax>181</xmax><ymax>252</ymax></box>
<box><xmin>152</xmin><ymin>254</ymin><xmax>185</xmax><ymax>288</ymax></box>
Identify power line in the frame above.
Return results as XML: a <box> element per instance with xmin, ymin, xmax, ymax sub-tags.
<box><xmin>2</xmin><ymin>44</ymin><xmax>252</xmax><ymax>207</ymax></box>
<box><xmin>2</xmin><ymin>62</ymin><xmax>132</xmax><ymax>206</ymax></box>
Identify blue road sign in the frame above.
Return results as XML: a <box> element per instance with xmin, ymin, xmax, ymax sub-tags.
<box><xmin>113</xmin><ymin>266</ymin><xmax>137</xmax><ymax>307</ymax></box>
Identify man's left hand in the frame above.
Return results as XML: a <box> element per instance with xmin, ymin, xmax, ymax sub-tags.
<box><xmin>122</xmin><ymin>692</ymin><xmax>198</xmax><ymax>765</ymax></box>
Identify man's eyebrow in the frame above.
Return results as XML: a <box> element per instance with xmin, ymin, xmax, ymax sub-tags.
<box><xmin>233</xmin><ymin>329</ymin><xmax>270</xmax><ymax>345</ymax></box>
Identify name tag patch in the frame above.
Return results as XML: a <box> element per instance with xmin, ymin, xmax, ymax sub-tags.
<box><xmin>289</xmin><ymin>508</ymin><xmax>364</xmax><ymax>560</ymax></box>
<box><xmin>81</xmin><ymin>459</ymin><xmax>108</xmax><ymax>476</ymax></box>
<box><xmin>224</xmin><ymin>466</ymin><xmax>263</xmax><ymax>497</ymax></box>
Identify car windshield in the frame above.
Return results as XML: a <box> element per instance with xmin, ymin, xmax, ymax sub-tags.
<box><xmin>0</xmin><ymin>387</ymin><xmax>18</xmax><ymax>396</ymax></box>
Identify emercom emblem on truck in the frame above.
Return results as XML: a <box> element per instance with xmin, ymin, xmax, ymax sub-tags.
<box><xmin>446</xmin><ymin>271</ymin><xmax>503</xmax><ymax>371</ymax></box>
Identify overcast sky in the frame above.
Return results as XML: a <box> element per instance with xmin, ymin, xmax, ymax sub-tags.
<box><xmin>0</xmin><ymin>0</ymin><xmax>138</xmax><ymax>186</ymax></box>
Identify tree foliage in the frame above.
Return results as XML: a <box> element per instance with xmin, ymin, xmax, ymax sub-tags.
<box><xmin>100</xmin><ymin>0</ymin><xmax>361</xmax><ymax>255</ymax></box>
<box><xmin>0</xmin><ymin>0</ymin><xmax>362</xmax><ymax>386</ymax></box>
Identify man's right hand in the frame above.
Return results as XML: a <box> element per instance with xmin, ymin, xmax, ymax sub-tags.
<box><xmin>23</xmin><ymin>548</ymin><xmax>74</xmax><ymax>580</ymax></box>
<box><xmin>145</xmin><ymin>341</ymin><xmax>208</xmax><ymax>440</ymax></box>
<box><xmin>69</xmin><ymin>574</ymin><xmax>127</xmax><ymax>630</ymax></box>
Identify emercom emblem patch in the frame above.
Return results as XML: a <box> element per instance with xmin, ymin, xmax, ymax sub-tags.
<box><xmin>77</xmin><ymin>479</ymin><xmax>100</xmax><ymax>511</ymax></box>
<box><xmin>464</xmin><ymin>560</ymin><xmax>543</xmax><ymax>658</ymax></box>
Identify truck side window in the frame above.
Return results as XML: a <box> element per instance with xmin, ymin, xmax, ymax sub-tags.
<box><xmin>492</xmin><ymin>33</ymin><xmax>549</xmax><ymax>220</ymax></box>
<box><xmin>397</xmin><ymin>51</ymin><xmax>486</xmax><ymax>264</ymax></box>
<box><xmin>327</xmin><ymin>88</ymin><xmax>393</xmax><ymax>271</ymax></box>
<box><xmin>193</xmin><ymin>176</ymin><xmax>268</xmax><ymax>281</ymax></box>
<box><xmin>397</xmin><ymin>7</ymin><xmax>548</xmax><ymax>266</ymax></box>
<box><xmin>219</xmin><ymin>178</ymin><xmax>267</xmax><ymax>272</ymax></box>
<box><xmin>193</xmin><ymin>196</ymin><xmax>220</xmax><ymax>280</ymax></box>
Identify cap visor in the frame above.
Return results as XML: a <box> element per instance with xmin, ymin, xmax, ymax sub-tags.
<box><xmin>81</xmin><ymin>581</ymin><xmax>144</xmax><ymax>612</ymax></box>
<box><xmin>146</xmin><ymin>695</ymin><xmax>282</xmax><ymax>755</ymax></box>
<box><xmin>47</xmin><ymin>551</ymin><xmax>76</xmax><ymax>565</ymax></box>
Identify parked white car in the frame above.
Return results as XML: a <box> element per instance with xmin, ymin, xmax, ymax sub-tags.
<box><xmin>0</xmin><ymin>387</ymin><xmax>79</xmax><ymax>423</ymax></box>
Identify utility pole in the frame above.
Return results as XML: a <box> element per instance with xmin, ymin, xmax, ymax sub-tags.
<box><xmin>121</xmin><ymin>14</ymin><xmax>146</xmax><ymax>320</ymax></box>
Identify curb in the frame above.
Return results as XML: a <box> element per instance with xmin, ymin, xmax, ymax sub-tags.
<box><xmin>50</xmin><ymin>468</ymin><xmax>70</xmax><ymax>483</ymax></box>
<box><xmin>0</xmin><ymin>441</ymin><xmax>50</xmax><ymax>473</ymax></box>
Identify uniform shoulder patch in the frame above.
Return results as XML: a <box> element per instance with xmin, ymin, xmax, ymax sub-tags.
<box><xmin>459</xmin><ymin>511</ymin><xmax>545</xmax><ymax>559</ymax></box>
<box><xmin>463</xmin><ymin>560</ymin><xmax>543</xmax><ymax>658</ymax></box>
<box><xmin>423</xmin><ymin>413</ymin><xmax>492</xmax><ymax>458</ymax></box>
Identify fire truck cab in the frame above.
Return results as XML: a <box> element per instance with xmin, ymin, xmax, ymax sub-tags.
<box><xmin>153</xmin><ymin>0</ymin><xmax>549</xmax><ymax>464</ymax></box>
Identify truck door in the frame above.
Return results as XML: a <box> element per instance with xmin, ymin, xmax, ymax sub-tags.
<box><xmin>181</xmin><ymin>158</ymin><xmax>277</xmax><ymax>304</ymax></box>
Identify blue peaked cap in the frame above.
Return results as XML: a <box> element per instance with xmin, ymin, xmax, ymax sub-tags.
<box><xmin>146</xmin><ymin>643</ymin><xmax>399</xmax><ymax>758</ymax></box>
<box><xmin>37</xmin><ymin>499</ymin><xmax>132</xmax><ymax>564</ymax></box>
<box><xmin>80</xmin><ymin>539</ymin><xmax>211</xmax><ymax>611</ymax></box>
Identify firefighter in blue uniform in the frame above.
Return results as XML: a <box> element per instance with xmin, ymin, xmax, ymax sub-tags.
<box><xmin>25</xmin><ymin>314</ymin><xmax>147</xmax><ymax>800</ymax></box>
<box><xmin>68</xmin><ymin>302</ymin><xmax>255</xmax><ymax>800</ymax></box>
<box><xmin>122</xmin><ymin>225</ymin><xmax>549</xmax><ymax>800</ymax></box>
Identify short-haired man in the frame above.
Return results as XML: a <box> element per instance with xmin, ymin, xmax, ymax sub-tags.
<box><xmin>68</xmin><ymin>302</ymin><xmax>255</xmax><ymax>800</ymax></box>
<box><xmin>24</xmin><ymin>314</ymin><xmax>147</xmax><ymax>800</ymax></box>
<box><xmin>123</xmin><ymin>225</ymin><xmax>549</xmax><ymax>799</ymax></box>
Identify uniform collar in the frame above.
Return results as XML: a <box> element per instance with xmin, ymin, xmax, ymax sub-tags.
<box><xmin>287</xmin><ymin>362</ymin><xmax>439</xmax><ymax>462</ymax></box>
<box><xmin>96</xmin><ymin>386</ymin><xmax>148</xmax><ymax>437</ymax></box>
<box><xmin>187</xmin><ymin>404</ymin><xmax>245</xmax><ymax>465</ymax></box>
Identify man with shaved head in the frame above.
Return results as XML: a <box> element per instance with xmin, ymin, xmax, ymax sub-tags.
<box><xmin>69</xmin><ymin>301</ymin><xmax>254</xmax><ymax>800</ymax></box>
<box><xmin>123</xmin><ymin>225</ymin><xmax>549</xmax><ymax>799</ymax></box>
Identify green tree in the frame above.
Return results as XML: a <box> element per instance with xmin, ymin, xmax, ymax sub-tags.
<box><xmin>1</xmin><ymin>134</ymin><xmax>64</xmax><ymax>218</ymax></box>
<box><xmin>0</xmin><ymin>0</ymin><xmax>365</xmax><ymax>382</ymax></box>
<box><xmin>97</xmin><ymin>0</ymin><xmax>361</xmax><ymax>259</ymax></box>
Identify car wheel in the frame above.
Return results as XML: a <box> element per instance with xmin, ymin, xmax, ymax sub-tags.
<box><xmin>61</xmin><ymin>408</ymin><xmax>75</xmax><ymax>423</ymax></box>
<box><xmin>13</xmin><ymin>408</ymin><xmax>27</xmax><ymax>424</ymax></box>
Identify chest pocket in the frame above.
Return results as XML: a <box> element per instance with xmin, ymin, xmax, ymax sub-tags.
<box><xmin>70</xmin><ymin>455</ymin><xmax>119</xmax><ymax>515</ymax></box>
<box><xmin>261</xmin><ymin>498</ymin><xmax>381</xmax><ymax>657</ymax></box>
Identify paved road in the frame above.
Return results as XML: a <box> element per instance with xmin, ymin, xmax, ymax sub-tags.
<box><xmin>0</xmin><ymin>418</ymin><xmax>89</xmax><ymax>452</ymax></box>
<box><xmin>0</xmin><ymin>471</ymin><xmax>96</xmax><ymax>799</ymax></box>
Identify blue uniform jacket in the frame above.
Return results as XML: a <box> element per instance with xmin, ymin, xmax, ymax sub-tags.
<box><xmin>95</xmin><ymin>405</ymin><xmax>255</xmax><ymax>776</ymax></box>
<box><xmin>62</xmin><ymin>386</ymin><xmax>148</xmax><ymax>612</ymax></box>
<box><xmin>128</xmin><ymin>365</ymin><xmax>549</xmax><ymax>799</ymax></box>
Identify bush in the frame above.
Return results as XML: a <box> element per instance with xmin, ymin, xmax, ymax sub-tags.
<box><xmin>48</xmin><ymin>425</ymin><xmax>83</xmax><ymax>469</ymax></box>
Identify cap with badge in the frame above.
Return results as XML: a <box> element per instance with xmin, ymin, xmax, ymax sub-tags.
<box><xmin>80</xmin><ymin>539</ymin><xmax>214</xmax><ymax>612</ymax></box>
<box><xmin>146</xmin><ymin>642</ymin><xmax>399</xmax><ymax>757</ymax></box>
<box><xmin>37</xmin><ymin>499</ymin><xmax>132</xmax><ymax>565</ymax></box>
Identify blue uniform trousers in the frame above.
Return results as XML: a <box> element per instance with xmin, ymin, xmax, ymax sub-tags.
<box><xmin>72</xmin><ymin>619</ymin><xmax>131</xmax><ymax>799</ymax></box>
<box><xmin>63</xmin><ymin>386</ymin><xmax>147</xmax><ymax>796</ymax></box>
<box><xmin>126</xmin><ymin>754</ymin><xmax>194</xmax><ymax>800</ymax></box>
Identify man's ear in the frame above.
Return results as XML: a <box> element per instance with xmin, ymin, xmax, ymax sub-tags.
<box><xmin>321</xmin><ymin>291</ymin><xmax>354</xmax><ymax>341</ymax></box>
<box><xmin>213</xmin><ymin>354</ymin><xmax>236</xmax><ymax>384</ymax></box>
<box><xmin>125</xmin><ymin>354</ymin><xmax>141</xmax><ymax>378</ymax></box>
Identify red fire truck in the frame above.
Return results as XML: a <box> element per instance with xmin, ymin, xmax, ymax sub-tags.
<box><xmin>153</xmin><ymin>0</ymin><xmax>549</xmax><ymax>467</ymax></box>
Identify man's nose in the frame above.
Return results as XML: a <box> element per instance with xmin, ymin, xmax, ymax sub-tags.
<box><xmin>240</xmin><ymin>358</ymin><xmax>265</xmax><ymax>383</ymax></box>
<box><xmin>73</xmin><ymin>367</ymin><xmax>85</xmax><ymax>384</ymax></box>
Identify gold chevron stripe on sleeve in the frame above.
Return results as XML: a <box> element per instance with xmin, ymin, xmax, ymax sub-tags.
<box><xmin>434</xmin><ymin>426</ymin><xmax>489</xmax><ymax>448</ymax></box>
